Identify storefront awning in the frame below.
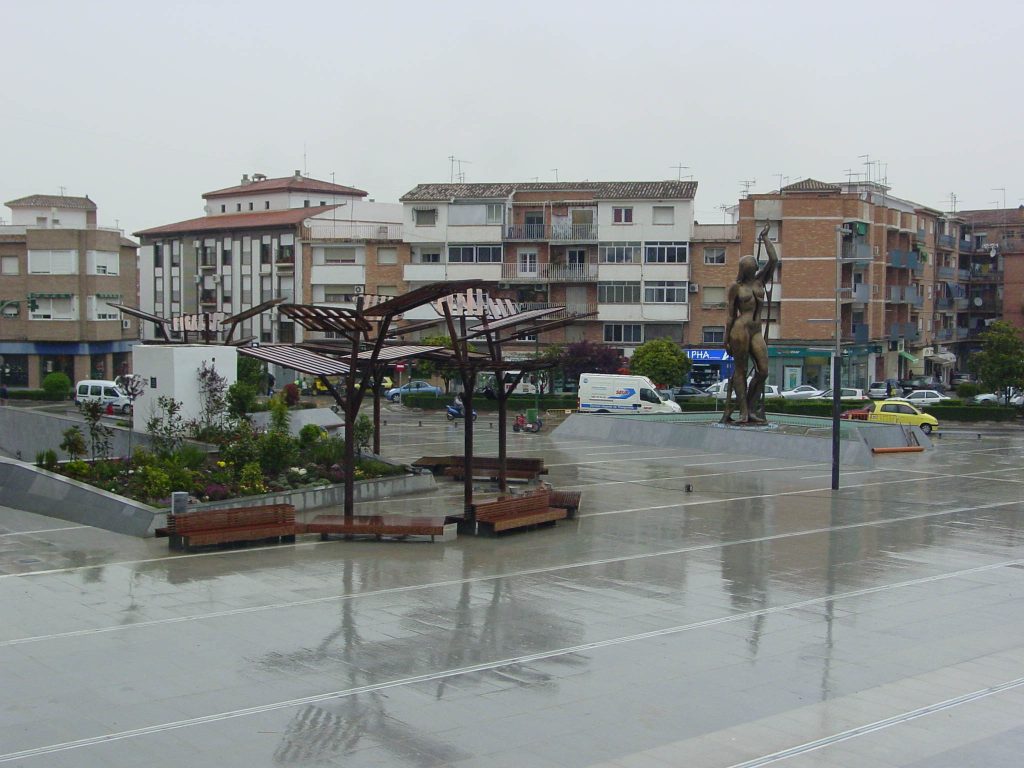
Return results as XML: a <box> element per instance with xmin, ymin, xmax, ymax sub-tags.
<box><xmin>926</xmin><ymin>350</ymin><xmax>957</xmax><ymax>365</ymax></box>
<box><xmin>899</xmin><ymin>350</ymin><xmax>918</xmax><ymax>363</ymax></box>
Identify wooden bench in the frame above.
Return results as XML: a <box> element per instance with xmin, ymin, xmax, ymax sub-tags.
<box><xmin>471</xmin><ymin>490</ymin><xmax>567</xmax><ymax>536</ymax></box>
<box><xmin>443</xmin><ymin>466</ymin><xmax>537</xmax><ymax>482</ymax></box>
<box><xmin>414</xmin><ymin>455</ymin><xmax>548</xmax><ymax>479</ymax></box>
<box><xmin>167</xmin><ymin>504</ymin><xmax>296</xmax><ymax>551</ymax></box>
<box><xmin>304</xmin><ymin>514</ymin><xmax>455</xmax><ymax>542</ymax></box>
<box><xmin>549</xmin><ymin>490</ymin><xmax>582</xmax><ymax>519</ymax></box>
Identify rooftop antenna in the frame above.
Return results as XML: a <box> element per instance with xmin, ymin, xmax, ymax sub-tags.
<box><xmin>551</xmin><ymin>168</ymin><xmax>559</xmax><ymax>182</ymax></box>
<box><xmin>58</xmin><ymin>185</ymin><xmax>67</xmax><ymax>196</ymax></box>
<box><xmin>530</xmin><ymin>177</ymin><xmax>539</xmax><ymax>183</ymax></box>
<box><xmin>448</xmin><ymin>155</ymin><xmax>472</xmax><ymax>183</ymax></box>
<box><xmin>858</xmin><ymin>154</ymin><xmax>871</xmax><ymax>182</ymax></box>
<box><xmin>775</xmin><ymin>173</ymin><xmax>793</xmax><ymax>191</ymax></box>
<box><xmin>944</xmin><ymin>192</ymin><xmax>958</xmax><ymax>214</ymax></box>
<box><xmin>740</xmin><ymin>179</ymin><xmax>756</xmax><ymax>197</ymax></box>
<box><xmin>992</xmin><ymin>188</ymin><xmax>1006</xmax><ymax>209</ymax></box>
<box><xmin>302</xmin><ymin>141</ymin><xmax>307</xmax><ymax>176</ymax></box>
<box><xmin>717</xmin><ymin>203</ymin><xmax>731</xmax><ymax>223</ymax></box>
<box><xmin>672</xmin><ymin>162</ymin><xmax>689</xmax><ymax>181</ymax></box>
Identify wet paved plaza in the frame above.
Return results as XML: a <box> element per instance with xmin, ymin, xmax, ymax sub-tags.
<box><xmin>1</xmin><ymin>410</ymin><xmax>1023</xmax><ymax>767</ymax></box>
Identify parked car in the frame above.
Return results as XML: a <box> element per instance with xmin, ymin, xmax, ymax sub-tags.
<box><xmin>705</xmin><ymin>380</ymin><xmax>780</xmax><ymax>399</ymax></box>
<box><xmin>671</xmin><ymin>385</ymin><xmax>709</xmax><ymax>400</ymax></box>
<box><xmin>385</xmin><ymin>380</ymin><xmax>443</xmax><ymax>402</ymax></box>
<box><xmin>74</xmin><ymin>379</ymin><xmax>132</xmax><ymax>414</ymax></box>
<box><xmin>900</xmin><ymin>389</ymin><xmax>951</xmax><ymax>407</ymax></box>
<box><xmin>900</xmin><ymin>376</ymin><xmax>946</xmax><ymax>394</ymax></box>
<box><xmin>868</xmin><ymin>379</ymin><xmax>901</xmax><ymax>399</ymax></box>
<box><xmin>974</xmin><ymin>388</ymin><xmax>1023</xmax><ymax>406</ymax></box>
<box><xmin>657</xmin><ymin>389</ymin><xmax>677</xmax><ymax>403</ymax></box>
<box><xmin>812</xmin><ymin>387</ymin><xmax>867</xmax><ymax>401</ymax></box>
<box><xmin>780</xmin><ymin>384</ymin><xmax>823</xmax><ymax>400</ymax></box>
<box><xmin>841</xmin><ymin>399</ymin><xmax>939</xmax><ymax>434</ymax></box>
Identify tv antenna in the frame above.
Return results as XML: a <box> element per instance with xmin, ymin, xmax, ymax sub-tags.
<box><xmin>775</xmin><ymin>173</ymin><xmax>792</xmax><ymax>191</ymax></box>
<box><xmin>717</xmin><ymin>203</ymin><xmax>731</xmax><ymax>223</ymax></box>
<box><xmin>671</xmin><ymin>162</ymin><xmax>689</xmax><ymax>181</ymax></box>
<box><xmin>448</xmin><ymin>155</ymin><xmax>472</xmax><ymax>183</ymax></box>
<box><xmin>740</xmin><ymin>179</ymin><xmax>757</xmax><ymax>197</ymax></box>
<box><xmin>303</xmin><ymin>141</ymin><xmax>307</xmax><ymax>176</ymax></box>
<box><xmin>551</xmin><ymin>168</ymin><xmax>559</xmax><ymax>182</ymax></box>
<box><xmin>992</xmin><ymin>188</ymin><xmax>1006</xmax><ymax>209</ymax></box>
<box><xmin>58</xmin><ymin>185</ymin><xmax>67</xmax><ymax>196</ymax></box>
<box><xmin>858</xmin><ymin>154</ymin><xmax>872</xmax><ymax>182</ymax></box>
<box><xmin>943</xmin><ymin>192</ymin><xmax>958</xmax><ymax>214</ymax></box>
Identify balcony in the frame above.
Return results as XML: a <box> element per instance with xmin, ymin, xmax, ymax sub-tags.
<box><xmin>403</xmin><ymin>262</ymin><xmax>447</xmax><ymax>282</ymax></box>
<box><xmin>935</xmin><ymin>296</ymin><xmax>952</xmax><ymax>310</ymax></box>
<box><xmin>955</xmin><ymin>297</ymin><xmax>969</xmax><ymax>310</ymax></box>
<box><xmin>905</xmin><ymin>287</ymin><xmax>923</xmax><ymax>308</ymax></box>
<box><xmin>275</xmin><ymin>252</ymin><xmax>295</xmax><ymax>270</ymax></box>
<box><xmin>967</xmin><ymin>268</ymin><xmax>1002</xmax><ymax>282</ymax></box>
<box><xmin>548</xmin><ymin>262</ymin><xmax>600</xmax><ymax>282</ymax></box>
<box><xmin>505</xmin><ymin>224</ymin><xmax>550</xmax><ymax>241</ymax></box>
<box><xmin>887</xmin><ymin>249</ymin><xmax>915</xmax><ymax>268</ymax></box>
<box><xmin>500</xmin><ymin>262</ymin><xmax>549</xmax><ymax>282</ymax></box>
<box><xmin>937</xmin><ymin>234</ymin><xmax>955</xmax><ymax>249</ymax></box>
<box><xmin>957</xmin><ymin>268</ymin><xmax>971</xmax><ymax>281</ymax></box>
<box><xmin>937</xmin><ymin>265</ymin><xmax>955</xmax><ymax>280</ymax></box>
<box><xmin>956</xmin><ymin>327</ymin><xmax>968</xmax><ymax>340</ymax></box>
<box><xmin>550</xmin><ymin>223</ymin><xmax>598</xmax><ymax>242</ymax></box>
<box><xmin>520</xmin><ymin>301</ymin><xmax>599</xmax><ymax>317</ymax></box>
<box><xmin>846</xmin><ymin>323</ymin><xmax>869</xmax><ymax>343</ymax></box>
<box><xmin>959</xmin><ymin>239</ymin><xmax>974</xmax><ymax>252</ymax></box>
<box><xmin>886</xmin><ymin>285</ymin><xmax>906</xmax><ymax>303</ymax></box>
<box><xmin>887</xmin><ymin>322</ymin><xmax>919</xmax><ymax>342</ymax></box>
<box><xmin>842</xmin><ymin>282</ymin><xmax>872</xmax><ymax>304</ymax></box>
<box><xmin>934</xmin><ymin>328</ymin><xmax>953</xmax><ymax>341</ymax></box>
<box><xmin>841</xmin><ymin>242</ymin><xmax>873</xmax><ymax>263</ymax></box>
<box><xmin>199</xmin><ymin>290</ymin><xmax>217</xmax><ymax>305</ymax></box>
<box><xmin>304</xmin><ymin>221</ymin><xmax>403</xmax><ymax>241</ymax></box>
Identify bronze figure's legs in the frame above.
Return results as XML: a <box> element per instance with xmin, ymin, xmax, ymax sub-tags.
<box><xmin>746</xmin><ymin>332</ymin><xmax>769</xmax><ymax>423</ymax></box>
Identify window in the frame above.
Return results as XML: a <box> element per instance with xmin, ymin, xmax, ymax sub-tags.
<box><xmin>323</xmin><ymin>285</ymin><xmax>360</xmax><ymax>302</ymax></box>
<box><xmin>260</xmin><ymin>241</ymin><xmax>273</xmax><ymax>265</ymax></box>
<box><xmin>1</xmin><ymin>255</ymin><xmax>19</xmax><ymax>275</ymax></box>
<box><xmin>417</xmin><ymin>250</ymin><xmax>441</xmax><ymax>264</ymax></box>
<box><xmin>222</xmin><ymin>240</ymin><xmax>233</xmax><ymax>266</ymax></box>
<box><xmin>377</xmin><ymin>285</ymin><xmax>399</xmax><ymax>297</ymax></box>
<box><xmin>320</xmin><ymin>201</ymin><xmax>326</xmax><ymax>206</ymax></box>
<box><xmin>153</xmin><ymin>244</ymin><xmax>163</xmax><ymax>268</ymax></box>
<box><xmin>644</xmin><ymin>242</ymin><xmax>688</xmax><ymax>263</ymax></box>
<box><xmin>303</xmin><ymin>200</ymin><xmax>310</xmax><ymax>207</ymax></box>
<box><xmin>220</xmin><ymin>204</ymin><xmax>226</xmax><ymax>213</ymax></box>
<box><xmin>171</xmin><ymin>276</ymin><xmax>180</xmax><ymax>302</ymax></box>
<box><xmin>448</xmin><ymin>246</ymin><xmax>475</xmax><ymax>263</ymax></box>
<box><xmin>604</xmin><ymin>323</ymin><xmax>642</xmax><ymax>343</ymax></box>
<box><xmin>322</xmin><ymin>246</ymin><xmax>356</xmax><ymax>264</ymax></box>
<box><xmin>476</xmin><ymin>245</ymin><xmax>502</xmax><ymax>263</ymax></box>
<box><xmin>261</xmin><ymin>275</ymin><xmax>273</xmax><ymax>301</ymax></box>
<box><xmin>567</xmin><ymin>248</ymin><xmax>587</xmax><ymax>265</ymax></box>
<box><xmin>414</xmin><ymin>208</ymin><xmax>437</xmax><ymax>226</ymax></box>
<box><xmin>88</xmin><ymin>250</ymin><xmax>120</xmax><ymax>275</ymax></box>
<box><xmin>486</xmin><ymin>203</ymin><xmax>503</xmax><ymax>225</ymax></box>
<box><xmin>278</xmin><ymin>245</ymin><xmax>294</xmax><ymax>262</ymax></box>
<box><xmin>613</xmin><ymin>207</ymin><xmax>633</xmax><ymax>224</ymax></box>
<box><xmin>377</xmin><ymin>247</ymin><xmax>398</xmax><ymax>265</ymax></box>
<box><xmin>598</xmin><ymin>281</ymin><xmax>641</xmax><ymax>303</ymax></box>
<box><xmin>704</xmin><ymin>247</ymin><xmax>726</xmax><ymax>265</ymax></box>
<box><xmin>702</xmin><ymin>326</ymin><xmax>725</xmax><ymax>344</ymax></box>
<box><xmin>599</xmin><ymin>242</ymin><xmax>641</xmax><ymax>263</ymax></box>
<box><xmin>265</xmin><ymin>201</ymin><xmax>271</xmax><ymax>210</ymax></box>
<box><xmin>30</xmin><ymin>296</ymin><xmax>76</xmax><ymax>320</ymax></box>
<box><xmin>171</xmin><ymin>241</ymin><xmax>180</xmax><ymax>268</ymax></box>
<box><xmin>644</xmin><ymin>281</ymin><xmax>688</xmax><ymax>303</ymax></box>
<box><xmin>652</xmin><ymin>206</ymin><xmax>675</xmax><ymax>225</ymax></box>
<box><xmin>28</xmin><ymin>250</ymin><xmax>77</xmax><ymax>274</ymax></box>
<box><xmin>91</xmin><ymin>295</ymin><xmax>121</xmax><ymax>320</ymax></box>
<box><xmin>249</xmin><ymin>202</ymin><xmax>254</xmax><ymax>211</ymax></box>
<box><xmin>236</xmin><ymin>203</ymin><xmax>241</xmax><ymax>212</ymax></box>
<box><xmin>702</xmin><ymin>286</ymin><xmax>726</xmax><ymax>306</ymax></box>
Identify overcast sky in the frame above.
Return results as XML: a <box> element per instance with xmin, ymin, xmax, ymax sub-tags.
<box><xmin>3</xmin><ymin>0</ymin><xmax>1021</xmax><ymax>236</ymax></box>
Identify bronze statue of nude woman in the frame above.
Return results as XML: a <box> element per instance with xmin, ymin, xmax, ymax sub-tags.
<box><xmin>721</xmin><ymin>222</ymin><xmax>779</xmax><ymax>425</ymax></box>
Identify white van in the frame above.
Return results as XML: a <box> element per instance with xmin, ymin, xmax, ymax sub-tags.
<box><xmin>577</xmin><ymin>373</ymin><xmax>682</xmax><ymax>414</ymax></box>
<box><xmin>74</xmin><ymin>380</ymin><xmax>132</xmax><ymax>413</ymax></box>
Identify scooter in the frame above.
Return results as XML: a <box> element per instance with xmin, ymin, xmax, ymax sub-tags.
<box><xmin>445</xmin><ymin>404</ymin><xmax>477</xmax><ymax>422</ymax></box>
<box><xmin>512</xmin><ymin>412</ymin><xmax>543</xmax><ymax>433</ymax></box>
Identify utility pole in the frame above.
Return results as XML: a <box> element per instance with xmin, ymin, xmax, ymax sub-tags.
<box><xmin>832</xmin><ymin>225</ymin><xmax>852</xmax><ymax>491</ymax></box>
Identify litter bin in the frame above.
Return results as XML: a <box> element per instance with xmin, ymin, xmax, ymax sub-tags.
<box><xmin>526</xmin><ymin>408</ymin><xmax>539</xmax><ymax>424</ymax></box>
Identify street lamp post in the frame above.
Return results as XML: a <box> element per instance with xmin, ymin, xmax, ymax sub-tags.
<box><xmin>832</xmin><ymin>225</ymin><xmax>852</xmax><ymax>491</ymax></box>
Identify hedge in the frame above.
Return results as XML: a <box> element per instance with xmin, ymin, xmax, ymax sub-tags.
<box><xmin>4</xmin><ymin>389</ymin><xmax>65</xmax><ymax>401</ymax></box>
<box><xmin>401</xmin><ymin>393</ymin><xmax>577</xmax><ymax>411</ymax></box>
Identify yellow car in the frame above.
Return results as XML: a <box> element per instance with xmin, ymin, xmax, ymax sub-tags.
<box><xmin>843</xmin><ymin>398</ymin><xmax>939</xmax><ymax>434</ymax></box>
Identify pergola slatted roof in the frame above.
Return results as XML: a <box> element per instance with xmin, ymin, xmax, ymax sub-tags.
<box><xmin>278</xmin><ymin>304</ymin><xmax>373</xmax><ymax>333</ymax></box>
<box><xmin>465</xmin><ymin>306</ymin><xmax>565</xmax><ymax>336</ymax></box>
<box><xmin>297</xmin><ymin>342</ymin><xmax>449</xmax><ymax>363</ymax></box>
<box><xmin>361</xmin><ymin>280</ymin><xmax>486</xmax><ymax>317</ymax></box>
<box><xmin>237</xmin><ymin>345</ymin><xmax>350</xmax><ymax>376</ymax></box>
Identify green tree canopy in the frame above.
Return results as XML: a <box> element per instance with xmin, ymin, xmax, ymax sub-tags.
<box><xmin>562</xmin><ymin>341</ymin><xmax>621</xmax><ymax>381</ymax></box>
<box><xmin>628</xmin><ymin>338</ymin><xmax>691</xmax><ymax>388</ymax></box>
<box><xmin>969</xmin><ymin>321</ymin><xmax>1024</xmax><ymax>401</ymax></box>
<box><xmin>237</xmin><ymin>354</ymin><xmax>266</xmax><ymax>391</ymax></box>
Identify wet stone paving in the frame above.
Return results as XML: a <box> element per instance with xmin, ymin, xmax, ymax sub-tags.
<box><xmin>1</xmin><ymin>409</ymin><xmax>1023</xmax><ymax>767</ymax></box>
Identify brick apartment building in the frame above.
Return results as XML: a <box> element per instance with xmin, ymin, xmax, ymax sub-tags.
<box><xmin>956</xmin><ymin>206</ymin><xmax>1024</xmax><ymax>338</ymax></box>
<box><xmin>0</xmin><ymin>195</ymin><xmax>139</xmax><ymax>388</ymax></box>
<box><xmin>398</xmin><ymin>181</ymin><xmax>697</xmax><ymax>359</ymax></box>
<box><xmin>134</xmin><ymin>173</ymin><xmax>407</xmax><ymax>369</ymax></box>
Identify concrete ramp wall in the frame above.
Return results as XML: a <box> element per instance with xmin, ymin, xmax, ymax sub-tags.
<box><xmin>0</xmin><ymin>458</ymin><xmax>161</xmax><ymax>537</ymax></box>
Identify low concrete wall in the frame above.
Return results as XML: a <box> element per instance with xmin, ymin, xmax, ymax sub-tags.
<box><xmin>0</xmin><ymin>458</ymin><xmax>161</xmax><ymax>537</ymax></box>
<box><xmin>552</xmin><ymin>414</ymin><xmax>881</xmax><ymax>467</ymax></box>
<box><xmin>0</xmin><ymin>406</ymin><xmax>154</xmax><ymax>461</ymax></box>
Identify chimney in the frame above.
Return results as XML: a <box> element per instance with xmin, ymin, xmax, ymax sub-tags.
<box><xmin>240</xmin><ymin>174</ymin><xmax>250</xmax><ymax>185</ymax></box>
<box><xmin>294</xmin><ymin>170</ymin><xmax>302</xmax><ymax>180</ymax></box>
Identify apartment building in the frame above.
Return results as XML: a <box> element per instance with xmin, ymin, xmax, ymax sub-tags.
<box><xmin>0</xmin><ymin>194</ymin><xmax>139</xmax><ymax>387</ymax></box>
<box><xmin>399</xmin><ymin>181</ymin><xmax>697</xmax><ymax>357</ymax></box>
<box><xmin>135</xmin><ymin>173</ymin><xmax>406</xmax><ymax>353</ymax></box>
<box><xmin>683</xmin><ymin>179</ymin><xmax>982</xmax><ymax>390</ymax></box>
<box><xmin>956</xmin><ymin>206</ymin><xmax>1024</xmax><ymax>337</ymax></box>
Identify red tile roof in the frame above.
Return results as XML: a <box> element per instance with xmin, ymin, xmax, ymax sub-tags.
<box><xmin>781</xmin><ymin>178</ymin><xmax>841</xmax><ymax>193</ymax></box>
<box><xmin>134</xmin><ymin>205</ymin><xmax>339</xmax><ymax>237</ymax></box>
<box><xmin>6</xmin><ymin>194</ymin><xmax>97</xmax><ymax>210</ymax></box>
<box><xmin>203</xmin><ymin>174</ymin><xmax>367</xmax><ymax>200</ymax></box>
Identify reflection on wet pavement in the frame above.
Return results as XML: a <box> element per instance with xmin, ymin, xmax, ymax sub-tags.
<box><xmin>0</xmin><ymin>412</ymin><xmax>1022</xmax><ymax>767</ymax></box>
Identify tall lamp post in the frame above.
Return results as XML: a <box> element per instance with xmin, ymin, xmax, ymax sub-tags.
<box><xmin>832</xmin><ymin>225</ymin><xmax>852</xmax><ymax>491</ymax></box>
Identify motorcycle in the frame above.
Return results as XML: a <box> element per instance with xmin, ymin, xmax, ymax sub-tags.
<box><xmin>512</xmin><ymin>412</ymin><xmax>543</xmax><ymax>433</ymax></box>
<box><xmin>445</xmin><ymin>403</ymin><xmax>477</xmax><ymax>422</ymax></box>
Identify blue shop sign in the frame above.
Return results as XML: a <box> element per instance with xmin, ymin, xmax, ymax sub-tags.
<box><xmin>686</xmin><ymin>348</ymin><xmax>732</xmax><ymax>362</ymax></box>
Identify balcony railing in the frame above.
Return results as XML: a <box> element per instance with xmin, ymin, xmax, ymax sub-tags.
<box><xmin>199</xmin><ymin>290</ymin><xmax>217</xmax><ymax>305</ymax></box>
<box><xmin>905</xmin><ymin>287</ymin><xmax>923</xmax><ymax>307</ymax></box>
<box><xmin>304</xmin><ymin>221</ymin><xmax>403</xmax><ymax>241</ymax></box>
<box><xmin>956</xmin><ymin>327</ymin><xmax>968</xmax><ymax>340</ymax></box>
<box><xmin>886</xmin><ymin>285</ymin><xmax>906</xmax><ymax>302</ymax></box>
<box><xmin>887</xmin><ymin>322</ymin><xmax>918</xmax><ymax>341</ymax></box>
<box><xmin>846</xmin><ymin>323</ymin><xmax>870</xmax><ymax>343</ymax></box>
<box><xmin>935</xmin><ymin>296</ymin><xmax>952</xmax><ymax>310</ymax></box>
<box><xmin>934</xmin><ymin>328</ymin><xmax>953</xmax><ymax>341</ymax></box>
<box><xmin>937</xmin><ymin>265</ymin><xmax>955</xmax><ymax>280</ymax></box>
<box><xmin>967</xmin><ymin>268</ymin><xmax>1002</xmax><ymax>282</ymax></box>
<box><xmin>841</xmin><ymin>242</ymin><xmax>873</xmax><ymax>263</ymax></box>
<box><xmin>959</xmin><ymin>239</ymin><xmax>974</xmax><ymax>252</ymax></box>
<box><xmin>957</xmin><ymin>268</ymin><xmax>971</xmax><ymax>281</ymax></box>
<box><xmin>519</xmin><ymin>301</ymin><xmax>599</xmax><ymax>317</ymax></box>
<box><xmin>937</xmin><ymin>234</ymin><xmax>955</xmax><ymax>249</ymax></box>
<box><xmin>551</xmin><ymin>223</ymin><xmax>598</xmax><ymax>241</ymax></box>
<box><xmin>916</xmin><ymin>228</ymin><xmax>926</xmax><ymax>240</ymax></box>
<box><xmin>887</xmin><ymin>250</ymin><xmax>918</xmax><ymax>269</ymax></box>
<box><xmin>549</xmin><ymin>262</ymin><xmax>600</xmax><ymax>282</ymax></box>
<box><xmin>955</xmin><ymin>297</ymin><xmax>969</xmax><ymax>310</ymax></box>
<box><xmin>500</xmin><ymin>262</ymin><xmax>549</xmax><ymax>282</ymax></box>
<box><xmin>505</xmin><ymin>224</ymin><xmax>550</xmax><ymax>241</ymax></box>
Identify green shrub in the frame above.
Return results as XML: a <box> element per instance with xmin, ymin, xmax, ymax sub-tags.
<box><xmin>174</xmin><ymin>444</ymin><xmax>209</xmax><ymax>470</ymax></box>
<box><xmin>138</xmin><ymin>465</ymin><xmax>171</xmax><ymax>501</ymax></box>
<box><xmin>310</xmin><ymin>436</ymin><xmax>346</xmax><ymax>466</ymax></box>
<box><xmin>42</xmin><ymin>372</ymin><xmax>72</xmax><ymax>400</ymax></box>
<box><xmin>59</xmin><ymin>426</ymin><xmax>87</xmax><ymax>460</ymax></box>
<box><xmin>956</xmin><ymin>382</ymin><xmax>980</xmax><ymax>399</ymax></box>
<box><xmin>6</xmin><ymin>389</ymin><xmax>51</xmax><ymax>400</ymax></box>
<box><xmin>35</xmin><ymin>449</ymin><xmax>58</xmax><ymax>470</ymax></box>
<box><xmin>298</xmin><ymin>423</ymin><xmax>327</xmax><ymax>447</ymax></box>
<box><xmin>358</xmin><ymin>458</ymin><xmax>405</xmax><ymax>478</ymax></box>
<box><xmin>927</xmin><ymin>404</ymin><xmax>1017</xmax><ymax>421</ymax></box>
<box><xmin>239</xmin><ymin>462</ymin><xmax>267</xmax><ymax>495</ymax></box>
<box><xmin>353</xmin><ymin>414</ymin><xmax>373</xmax><ymax>454</ymax></box>
<box><xmin>64</xmin><ymin>459</ymin><xmax>91</xmax><ymax>480</ymax></box>
<box><xmin>226</xmin><ymin>381</ymin><xmax>258</xmax><ymax>418</ymax></box>
<box><xmin>258</xmin><ymin>430</ymin><xmax>298</xmax><ymax>475</ymax></box>
<box><xmin>219</xmin><ymin>423</ymin><xmax>260</xmax><ymax>474</ymax></box>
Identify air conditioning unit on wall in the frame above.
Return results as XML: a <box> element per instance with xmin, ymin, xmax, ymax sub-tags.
<box><xmin>688</xmin><ymin>283</ymin><xmax>700</xmax><ymax>293</ymax></box>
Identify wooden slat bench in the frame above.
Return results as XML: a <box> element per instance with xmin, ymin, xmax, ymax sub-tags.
<box><xmin>549</xmin><ymin>490</ymin><xmax>582</xmax><ymax>519</ymax></box>
<box><xmin>414</xmin><ymin>455</ymin><xmax>547</xmax><ymax>479</ymax></box>
<box><xmin>167</xmin><ymin>504</ymin><xmax>296</xmax><ymax>551</ymax></box>
<box><xmin>443</xmin><ymin>466</ymin><xmax>537</xmax><ymax>482</ymax></box>
<box><xmin>305</xmin><ymin>514</ymin><xmax>456</xmax><ymax>542</ymax></box>
<box><xmin>471</xmin><ymin>489</ymin><xmax>567</xmax><ymax>536</ymax></box>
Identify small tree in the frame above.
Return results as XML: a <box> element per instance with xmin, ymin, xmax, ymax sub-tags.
<box><xmin>146</xmin><ymin>396</ymin><xmax>186</xmax><ymax>458</ymax></box>
<box><xmin>237</xmin><ymin>355</ymin><xmax>266</xmax><ymax>391</ymax></box>
<box><xmin>59</xmin><ymin>426</ymin><xmax>87</xmax><ymax>460</ymax></box>
<box><xmin>562</xmin><ymin>340</ymin><xmax>621</xmax><ymax>384</ymax></box>
<box><xmin>629</xmin><ymin>338</ymin><xmax>691</xmax><ymax>388</ymax></box>
<box><xmin>969</xmin><ymin>321</ymin><xmax>1024</xmax><ymax>403</ymax></box>
<box><xmin>42</xmin><ymin>372</ymin><xmax>72</xmax><ymax>401</ymax></box>
<box><xmin>118</xmin><ymin>374</ymin><xmax>146</xmax><ymax>458</ymax></box>
<box><xmin>417</xmin><ymin>335</ymin><xmax>459</xmax><ymax>392</ymax></box>
<box><xmin>196</xmin><ymin>360</ymin><xmax>229</xmax><ymax>435</ymax></box>
<box><xmin>353</xmin><ymin>413</ymin><xmax>374</xmax><ymax>456</ymax></box>
<box><xmin>226</xmin><ymin>381</ymin><xmax>258</xmax><ymax>419</ymax></box>
<box><xmin>79</xmin><ymin>401</ymin><xmax>113</xmax><ymax>461</ymax></box>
